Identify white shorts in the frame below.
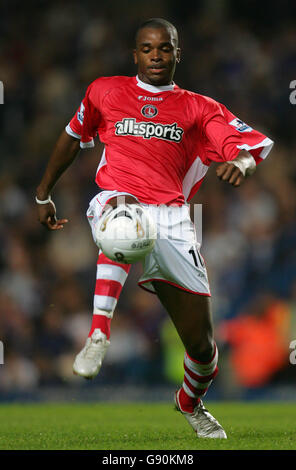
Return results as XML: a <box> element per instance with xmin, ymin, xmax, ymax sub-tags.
<box><xmin>87</xmin><ymin>190</ymin><xmax>211</xmax><ymax>297</ymax></box>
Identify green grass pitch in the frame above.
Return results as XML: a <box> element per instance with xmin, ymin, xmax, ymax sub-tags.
<box><xmin>0</xmin><ymin>401</ymin><xmax>295</xmax><ymax>450</ymax></box>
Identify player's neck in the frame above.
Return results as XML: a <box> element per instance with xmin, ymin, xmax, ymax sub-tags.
<box><xmin>136</xmin><ymin>75</ymin><xmax>175</xmax><ymax>93</ymax></box>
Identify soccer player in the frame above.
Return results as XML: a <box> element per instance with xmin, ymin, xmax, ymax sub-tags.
<box><xmin>36</xmin><ymin>18</ymin><xmax>273</xmax><ymax>438</ymax></box>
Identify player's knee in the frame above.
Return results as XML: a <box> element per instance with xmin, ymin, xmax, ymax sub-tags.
<box><xmin>187</xmin><ymin>337</ymin><xmax>215</xmax><ymax>363</ymax></box>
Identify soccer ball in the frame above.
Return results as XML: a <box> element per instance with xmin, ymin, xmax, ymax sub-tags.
<box><xmin>94</xmin><ymin>204</ymin><xmax>157</xmax><ymax>264</ymax></box>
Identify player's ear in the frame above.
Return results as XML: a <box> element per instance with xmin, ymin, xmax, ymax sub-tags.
<box><xmin>133</xmin><ymin>49</ymin><xmax>138</xmax><ymax>65</ymax></box>
<box><xmin>176</xmin><ymin>48</ymin><xmax>181</xmax><ymax>64</ymax></box>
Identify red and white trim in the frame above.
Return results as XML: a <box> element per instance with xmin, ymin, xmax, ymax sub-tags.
<box><xmin>65</xmin><ymin>123</ymin><xmax>94</xmax><ymax>148</ymax></box>
<box><xmin>96</xmin><ymin>148</ymin><xmax>107</xmax><ymax>176</ymax></box>
<box><xmin>182</xmin><ymin>156</ymin><xmax>209</xmax><ymax>202</ymax></box>
<box><xmin>138</xmin><ymin>278</ymin><xmax>211</xmax><ymax>296</ymax></box>
<box><xmin>237</xmin><ymin>137</ymin><xmax>274</xmax><ymax>160</ymax></box>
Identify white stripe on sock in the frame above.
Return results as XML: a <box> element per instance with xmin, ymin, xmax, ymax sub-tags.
<box><xmin>185</xmin><ymin>347</ymin><xmax>218</xmax><ymax>376</ymax></box>
<box><xmin>93</xmin><ymin>308</ymin><xmax>114</xmax><ymax>319</ymax></box>
<box><xmin>96</xmin><ymin>264</ymin><xmax>128</xmax><ymax>285</ymax></box>
<box><xmin>184</xmin><ymin>371</ymin><xmax>210</xmax><ymax>389</ymax></box>
<box><xmin>94</xmin><ymin>295</ymin><xmax>117</xmax><ymax>313</ymax></box>
<box><xmin>182</xmin><ymin>381</ymin><xmax>196</xmax><ymax>398</ymax></box>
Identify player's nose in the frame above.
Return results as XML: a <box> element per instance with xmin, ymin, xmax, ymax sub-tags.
<box><xmin>150</xmin><ymin>49</ymin><xmax>162</xmax><ymax>61</ymax></box>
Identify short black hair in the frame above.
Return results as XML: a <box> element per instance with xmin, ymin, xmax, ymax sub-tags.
<box><xmin>135</xmin><ymin>18</ymin><xmax>179</xmax><ymax>46</ymax></box>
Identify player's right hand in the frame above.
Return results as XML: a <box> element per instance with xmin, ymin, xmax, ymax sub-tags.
<box><xmin>216</xmin><ymin>162</ymin><xmax>245</xmax><ymax>187</ymax></box>
<box><xmin>37</xmin><ymin>200</ymin><xmax>68</xmax><ymax>231</ymax></box>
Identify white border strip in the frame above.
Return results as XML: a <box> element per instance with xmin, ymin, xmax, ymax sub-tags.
<box><xmin>80</xmin><ymin>140</ymin><xmax>94</xmax><ymax>149</ymax></box>
<box><xmin>182</xmin><ymin>156</ymin><xmax>209</xmax><ymax>200</ymax></box>
<box><xmin>136</xmin><ymin>75</ymin><xmax>174</xmax><ymax>93</ymax></box>
<box><xmin>237</xmin><ymin>137</ymin><xmax>274</xmax><ymax>160</ymax></box>
<box><xmin>65</xmin><ymin>124</ymin><xmax>94</xmax><ymax>148</ymax></box>
<box><xmin>65</xmin><ymin>124</ymin><xmax>81</xmax><ymax>139</ymax></box>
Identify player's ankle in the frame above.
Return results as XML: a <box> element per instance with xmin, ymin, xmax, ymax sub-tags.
<box><xmin>178</xmin><ymin>388</ymin><xmax>200</xmax><ymax>413</ymax></box>
<box><xmin>88</xmin><ymin>316</ymin><xmax>111</xmax><ymax>339</ymax></box>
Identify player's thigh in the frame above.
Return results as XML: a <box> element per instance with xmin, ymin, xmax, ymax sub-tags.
<box><xmin>152</xmin><ymin>280</ymin><xmax>214</xmax><ymax>357</ymax></box>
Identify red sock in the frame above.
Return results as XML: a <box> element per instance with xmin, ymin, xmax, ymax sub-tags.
<box><xmin>178</xmin><ymin>387</ymin><xmax>200</xmax><ymax>413</ymax></box>
<box><xmin>88</xmin><ymin>315</ymin><xmax>111</xmax><ymax>339</ymax></box>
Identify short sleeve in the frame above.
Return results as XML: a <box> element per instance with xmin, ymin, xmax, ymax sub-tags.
<box><xmin>66</xmin><ymin>83</ymin><xmax>101</xmax><ymax>149</ymax></box>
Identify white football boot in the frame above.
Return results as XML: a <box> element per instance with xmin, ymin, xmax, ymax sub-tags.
<box><xmin>73</xmin><ymin>328</ymin><xmax>110</xmax><ymax>379</ymax></box>
<box><xmin>174</xmin><ymin>389</ymin><xmax>227</xmax><ymax>438</ymax></box>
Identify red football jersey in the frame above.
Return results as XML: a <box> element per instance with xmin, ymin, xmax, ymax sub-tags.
<box><xmin>66</xmin><ymin>75</ymin><xmax>273</xmax><ymax>205</ymax></box>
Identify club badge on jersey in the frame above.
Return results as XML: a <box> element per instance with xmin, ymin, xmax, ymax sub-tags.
<box><xmin>141</xmin><ymin>104</ymin><xmax>158</xmax><ymax>118</ymax></box>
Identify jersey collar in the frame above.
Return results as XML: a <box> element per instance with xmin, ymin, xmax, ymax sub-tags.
<box><xmin>136</xmin><ymin>75</ymin><xmax>175</xmax><ymax>93</ymax></box>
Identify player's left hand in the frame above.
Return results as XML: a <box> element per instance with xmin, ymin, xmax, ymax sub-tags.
<box><xmin>216</xmin><ymin>162</ymin><xmax>244</xmax><ymax>187</ymax></box>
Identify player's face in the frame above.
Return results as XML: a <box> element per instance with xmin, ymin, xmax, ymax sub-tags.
<box><xmin>134</xmin><ymin>27</ymin><xmax>180</xmax><ymax>86</ymax></box>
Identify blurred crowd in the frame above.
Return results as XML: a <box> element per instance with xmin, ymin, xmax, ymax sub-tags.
<box><xmin>0</xmin><ymin>0</ymin><xmax>296</xmax><ymax>397</ymax></box>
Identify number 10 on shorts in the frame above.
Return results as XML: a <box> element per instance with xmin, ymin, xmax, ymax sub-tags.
<box><xmin>189</xmin><ymin>246</ymin><xmax>204</xmax><ymax>268</ymax></box>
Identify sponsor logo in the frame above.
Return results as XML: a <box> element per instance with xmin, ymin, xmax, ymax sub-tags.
<box><xmin>77</xmin><ymin>102</ymin><xmax>85</xmax><ymax>125</ymax></box>
<box><xmin>137</xmin><ymin>95</ymin><xmax>163</xmax><ymax>102</ymax></box>
<box><xmin>141</xmin><ymin>104</ymin><xmax>158</xmax><ymax>118</ymax></box>
<box><xmin>229</xmin><ymin>118</ymin><xmax>253</xmax><ymax>133</ymax></box>
<box><xmin>115</xmin><ymin>118</ymin><xmax>184</xmax><ymax>142</ymax></box>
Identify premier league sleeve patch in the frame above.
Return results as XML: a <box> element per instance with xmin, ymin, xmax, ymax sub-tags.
<box><xmin>77</xmin><ymin>102</ymin><xmax>85</xmax><ymax>125</ymax></box>
<box><xmin>229</xmin><ymin>118</ymin><xmax>253</xmax><ymax>133</ymax></box>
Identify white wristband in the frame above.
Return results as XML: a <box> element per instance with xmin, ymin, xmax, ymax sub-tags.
<box><xmin>227</xmin><ymin>153</ymin><xmax>256</xmax><ymax>177</ymax></box>
<box><xmin>35</xmin><ymin>195</ymin><xmax>52</xmax><ymax>205</ymax></box>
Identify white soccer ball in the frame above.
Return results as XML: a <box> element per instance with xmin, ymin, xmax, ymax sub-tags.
<box><xmin>94</xmin><ymin>204</ymin><xmax>157</xmax><ymax>264</ymax></box>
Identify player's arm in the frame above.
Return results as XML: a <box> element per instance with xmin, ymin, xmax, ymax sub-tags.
<box><xmin>36</xmin><ymin>80</ymin><xmax>101</xmax><ymax>230</ymax></box>
<box><xmin>215</xmin><ymin>149</ymin><xmax>256</xmax><ymax>187</ymax></box>
<box><xmin>201</xmin><ymin>97</ymin><xmax>273</xmax><ymax>188</ymax></box>
<box><xmin>36</xmin><ymin>130</ymin><xmax>80</xmax><ymax>230</ymax></box>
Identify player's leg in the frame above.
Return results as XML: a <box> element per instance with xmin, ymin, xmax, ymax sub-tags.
<box><xmin>73</xmin><ymin>194</ymin><xmax>137</xmax><ymax>379</ymax></box>
<box><xmin>152</xmin><ymin>281</ymin><xmax>216</xmax><ymax>398</ymax></box>
<box><xmin>86</xmin><ymin>194</ymin><xmax>137</xmax><ymax>340</ymax></box>
<box><xmin>152</xmin><ymin>281</ymin><xmax>226</xmax><ymax>438</ymax></box>
<box><xmin>87</xmin><ymin>252</ymin><xmax>130</xmax><ymax>340</ymax></box>
<box><xmin>73</xmin><ymin>251</ymin><xmax>130</xmax><ymax>379</ymax></box>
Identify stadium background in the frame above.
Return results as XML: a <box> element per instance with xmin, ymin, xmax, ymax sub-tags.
<box><xmin>0</xmin><ymin>0</ymin><xmax>296</xmax><ymax>402</ymax></box>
